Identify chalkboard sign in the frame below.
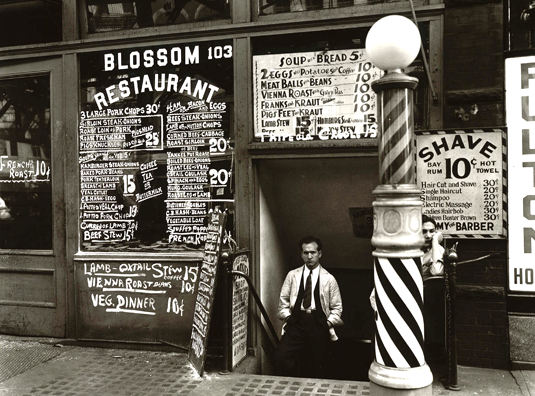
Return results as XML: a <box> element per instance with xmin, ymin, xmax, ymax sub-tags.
<box><xmin>75</xmin><ymin>258</ymin><xmax>200</xmax><ymax>346</ymax></box>
<box><xmin>188</xmin><ymin>209</ymin><xmax>227</xmax><ymax>375</ymax></box>
<box><xmin>230</xmin><ymin>250</ymin><xmax>250</xmax><ymax>369</ymax></box>
<box><xmin>79</xmin><ymin>40</ymin><xmax>234</xmax><ymax>254</ymax></box>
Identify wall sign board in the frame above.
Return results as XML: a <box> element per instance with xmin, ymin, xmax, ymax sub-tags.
<box><xmin>75</xmin><ymin>258</ymin><xmax>199</xmax><ymax>346</ymax></box>
<box><xmin>416</xmin><ymin>129</ymin><xmax>506</xmax><ymax>238</ymax></box>
<box><xmin>79</xmin><ymin>41</ymin><xmax>234</xmax><ymax>253</ymax></box>
<box><xmin>230</xmin><ymin>250</ymin><xmax>250</xmax><ymax>369</ymax></box>
<box><xmin>253</xmin><ymin>49</ymin><xmax>382</xmax><ymax>142</ymax></box>
<box><xmin>188</xmin><ymin>210</ymin><xmax>226</xmax><ymax>376</ymax></box>
<box><xmin>506</xmin><ymin>56</ymin><xmax>535</xmax><ymax>292</ymax></box>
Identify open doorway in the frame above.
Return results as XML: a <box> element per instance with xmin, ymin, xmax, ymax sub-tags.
<box><xmin>257</xmin><ymin>156</ymin><xmax>378</xmax><ymax>380</ymax></box>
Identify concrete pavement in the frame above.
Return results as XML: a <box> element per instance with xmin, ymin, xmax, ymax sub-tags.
<box><xmin>0</xmin><ymin>336</ymin><xmax>532</xmax><ymax>395</ymax></box>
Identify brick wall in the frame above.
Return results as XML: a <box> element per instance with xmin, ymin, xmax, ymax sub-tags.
<box><xmin>450</xmin><ymin>238</ymin><xmax>509</xmax><ymax>369</ymax></box>
<box><xmin>443</xmin><ymin>0</ymin><xmax>509</xmax><ymax>370</ymax></box>
<box><xmin>444</xmin><ymin>0</ymin><xmax>504</xmax><ymax>129</ymax></box>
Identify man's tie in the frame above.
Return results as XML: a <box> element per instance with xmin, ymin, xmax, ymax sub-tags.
<box><xmin>303</xmin><ymin>271</ymin><xmax>312</xmax><ymax>309</ymax></box>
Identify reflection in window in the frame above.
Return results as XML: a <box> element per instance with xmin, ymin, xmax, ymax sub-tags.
<box><xmin>87</xmin><ymin>0</ymin><xmax>229</xmax><ymax>33</ymax></box>
<box><xmin>0</xmin><ymin>76</ymin><xmax>52</xmax><ymax>249</ymax></box>
<box><xmin>0</xmin><ymin>0</ymin><xmax>61</xmax><ymax>46</ymax></box>
<box><xmin>260</xmin><ymin>0</ymin><xmax>406</xmax><ymax>15</ymax></box>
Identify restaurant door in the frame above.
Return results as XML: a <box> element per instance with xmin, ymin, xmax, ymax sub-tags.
<box><xmin>0</xmin><ymin>58</ymin><xmax>66</xmax><ymax>337</ymax></box>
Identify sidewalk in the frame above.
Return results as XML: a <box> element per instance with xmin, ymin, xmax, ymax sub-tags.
<box><xmin>0</xmin><ymin>336</ymin><xmax>532</xmax><ymax>396</ymax></box>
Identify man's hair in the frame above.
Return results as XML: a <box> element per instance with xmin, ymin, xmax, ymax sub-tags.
<box><xmin>422</xmin><ymin>214</ymin><xmax>437</xmax><ymax>228</ymax></box>
<box><xmin>299</xmin><ymin>236</ymin><xmax>323</xmax><ymax>252</ymax></box>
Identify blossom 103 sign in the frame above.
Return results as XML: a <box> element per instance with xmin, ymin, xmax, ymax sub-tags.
<box><xmin>506</xmin><ymin>56</ymin><xmax>535</xmax><ymax>292</ymax></box>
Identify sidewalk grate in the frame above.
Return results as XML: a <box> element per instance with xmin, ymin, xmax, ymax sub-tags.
<box><xmin>0</xmin><ymin>341</ymin><xmax>63</xmax><ymax>383</ymax></box>
<box><xmin>18</xmin><ymin>348</ymin><xmax>202</xmax><ymax>396</ymax></box>
<box><xmin>226</xmin><ymin>377</ymin><xmax>370</xmax><ymax>396</ymax></box>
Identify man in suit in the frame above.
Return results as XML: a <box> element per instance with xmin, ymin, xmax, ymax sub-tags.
<box><xmin>274</xmin><ymin>236</ymin><xmax>343</xmax><ymax>378</ymax></box>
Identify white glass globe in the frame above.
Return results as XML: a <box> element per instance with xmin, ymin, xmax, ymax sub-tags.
<box><xmin>365</xmin><ymin>15</ymin><xmax>421</xmax><ymax>71</ymax></box>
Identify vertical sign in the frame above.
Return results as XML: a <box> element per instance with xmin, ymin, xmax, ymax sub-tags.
<box><xmin>188</xmin><ymin>209</ymin><xmax>227</xmax><ymax>375</ymax></box>
<box><xmin>506</xmin><ymin>56</ymin><xmax>535</xmax><ymax>292</ymax></box>
<box><xmin>416</xmin><ymin>130</ymin><xmax>506</xmax><ymax>237</ymax></box>
<box><xmin>230</xmin><ymin>250</ymin><xmax>250</xmax><ymax>369</ymax></box>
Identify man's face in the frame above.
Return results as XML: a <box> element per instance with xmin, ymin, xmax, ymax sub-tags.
<box><xmin>422</xmin><ymin>221</ymin><xmax>436</xmax><ymax>248</ymax></box>
<box><xmin>301</xmin><ymin>242</ymin><xmax>322</xmax><ymax>269</ymax></box>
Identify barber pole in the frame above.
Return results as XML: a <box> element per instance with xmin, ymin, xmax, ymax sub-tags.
<box><xmin>369</xmin><ymin>71</ymin><xmax>433</xmax><ymax>394</ymax></box>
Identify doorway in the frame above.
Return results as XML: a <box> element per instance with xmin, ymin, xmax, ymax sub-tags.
<box><xmin>257</xmin><ymin>156</ymin><xmax>378</xmax><ymax>379</ymax></box>
<box><xmin>0</xmin><ymin>58</ymin><xmax>66</xmax><ymax>337</ymax></box>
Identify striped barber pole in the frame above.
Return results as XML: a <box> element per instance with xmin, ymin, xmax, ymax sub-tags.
<box><xmin>374</xmin><ymin>256</ymin><xmax>425</xmax><ymax>368</ymax></box>
<box><xmin>376</xmin><ymin>87</ymin><xmax>415</xmax><ymax>185</ymax></box>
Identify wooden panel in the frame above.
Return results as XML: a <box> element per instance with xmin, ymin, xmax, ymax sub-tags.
<box><xmin>0</xmin><ymin>305</ymin><xmax>62</xmax><ymax>336</ymax></box>
<box><xmin>75</xmin><ymin>258</ymin><xmax>201</xmax><ymax>345</ymax></box>
<box><xmin>0</xmin><ymin>269</ymin><xmax>55</xmax><ymax>306</ymax></box>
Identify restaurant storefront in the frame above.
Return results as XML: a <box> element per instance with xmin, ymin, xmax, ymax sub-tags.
<box><xmin>0</xmin><ymin>0</ymin><xmax>513</xmax><ymax>377</ymax></box>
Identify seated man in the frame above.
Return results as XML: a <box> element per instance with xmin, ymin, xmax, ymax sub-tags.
<box><xmin>421</xmin><ymin>215</ymin><xmax>444</xmax><ymax>280</ymax></box>
<box><xmin>369</xmin><ymin>215</ymin><xmax>445</xmax><ymax>311</ymax></box>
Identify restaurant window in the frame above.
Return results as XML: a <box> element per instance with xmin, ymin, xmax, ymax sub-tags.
<box><xmin>0</xmin><ymin>75</ymin><xmax>52</xmax><ymax>249</ymax></box>
<box><xmin>79</xmin><ymin>41</ymin><xmax>234</xmax><ymax>253</ymax></box>
<box><xmin>0</xmin><ymin>0</ymin><xmax>62</xmax><ymax>46</ymax></box>
<box><xmin>507</xmin><ymin>0</ymin><xmax>535</xmax><ymax>52</ymax></box>
<box><xmin>85</xmin><ymin>0</ymin><xmax>230</xmax><ymax>34</ymax></box>
<box><xmin>259</xmin><ymin>0</ymin><xmax>410</xmax><ymax>16</ymax></box>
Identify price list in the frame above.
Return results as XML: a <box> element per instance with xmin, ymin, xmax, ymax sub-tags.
<box><xmin>189</xmin><ymin>210</ymin><xmax>226</xmax><ymax>376</ymax></box>
<box><xmin>79</xmin><ymin>99</ymin><xmax>232</xmax><ymax>252</ymax></box>
<box><xmin>165</xmin><ymin>100</ymin><xmax>230</xmax><ymax>247</ymax></box>
<box><xmin>79</xmin><ymin>109</ymin><xmax>163</xmax><ymax>248</ymax></box>
<box><xmin>416</xmin><ymin>130</ymin><xmax>504</xmax><ymax>236</ymax></box>
<box><xmin>253</xmin><ymin>49</ymin><xmax>382</xmax><ymax>142</ymax></box>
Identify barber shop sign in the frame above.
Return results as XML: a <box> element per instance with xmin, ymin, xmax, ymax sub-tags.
<box><xmin>506</xmin><ymin>56</ymin><xmax>535</xmax><ymax>292</ymax></box>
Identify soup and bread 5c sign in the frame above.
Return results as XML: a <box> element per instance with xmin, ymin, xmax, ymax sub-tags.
<box><xmin>506</xmin><ymin>56</ymin><xmax>535</xmax><ymax>292</ymax></box>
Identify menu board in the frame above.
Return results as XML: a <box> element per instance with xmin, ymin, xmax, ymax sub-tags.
<box><xmin>231</xmin><ymin>250</ymin><xmax>250</xmax><ymax>369</ymax></box>
<box><xmin>416</xmin><ymin>129</ymin><xmax>506</xmax><ymax>237</ymax></box>
<box><xmin>79</xmin><ymin>41</ymin><xmax>234</xmax><ymax>253</ymax></box>
<box><xmin>253</xmin><ymin>49</ymin><xmax>382</xmax><ymax>142</ymax></box>
<box><xmin>76</xmin><ymin>258</ymin><xmax>200</xmax><ymax>346</ymax></box>
<box><xmin>189</xmin><ymin>210</ymin><xmax>226</xmax><ymax>376</ymax></box>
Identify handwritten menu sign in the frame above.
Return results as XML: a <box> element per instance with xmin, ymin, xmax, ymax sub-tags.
<box><xmin>189</xmin><ymin>210</ymin><xmax>226</xmax><ymax>376</ymax></box>
<box><xmin>75</xmin><ymin>259</ymin><xmax>200</xmax><ymax>346</ymax></box>
<box><xmin>253</xmin><ymin>49</ymin><xmax>382</xmax><ymax>142</ymax></box>
<box><xmin>231</xmin><ymin>250</ymin><xmax>250</xmax><ymax>369</ymax></box>
<box><xmin>416</xmin><ymin>129</ymin><xmax>506</xmax><ymax>237</ymax></box>
<box><xmin>79</xmin><ymin>41</ymin><xmax>234</xmax><ymax>252</ymax></box>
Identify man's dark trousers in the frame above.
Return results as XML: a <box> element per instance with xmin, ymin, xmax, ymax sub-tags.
<box><xmin>275</xmin><ymin>273</ymin><xmax>329</xmax><ymax>378</ymax></box>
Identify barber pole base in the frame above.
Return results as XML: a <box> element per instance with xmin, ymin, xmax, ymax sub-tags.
<box><xmin>370</xmin><ymin>363</ymin><xmax>432</xmax><ymax>395</ymax></box>
<box><xmin>369</xmin><ymin>184</ymin><xmax>432</xmax><ymax>395</ymax></box>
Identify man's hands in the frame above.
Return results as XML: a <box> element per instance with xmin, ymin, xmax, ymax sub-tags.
<box><xmin>433</xmin><ymin>231</ymin><xmax>443</xmax><ymax>244</ymax></box>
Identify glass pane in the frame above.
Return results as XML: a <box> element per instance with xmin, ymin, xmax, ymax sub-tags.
<box><xmin>79</xmin><ymin>41</ymin><xmax>234</xmax><ymax>253</ymax></box>
<box><xmin>260</xmin><ymin>0</ymin><xmax>415</xmax><ymax>15</ymax></box>
<box><xmin>0</xmin><ymin>2</ymin><xmax>62</xmax><ymax>46</ymax></box>
<box><xmin>0</xmin><ymin>76</ymin><xmax>52</xmax><ymax>249</ymax></box>
<box><xmin>87</xmin><ymin>0</ymin><xmax>229</xmax><ymax>33</ymax></box>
